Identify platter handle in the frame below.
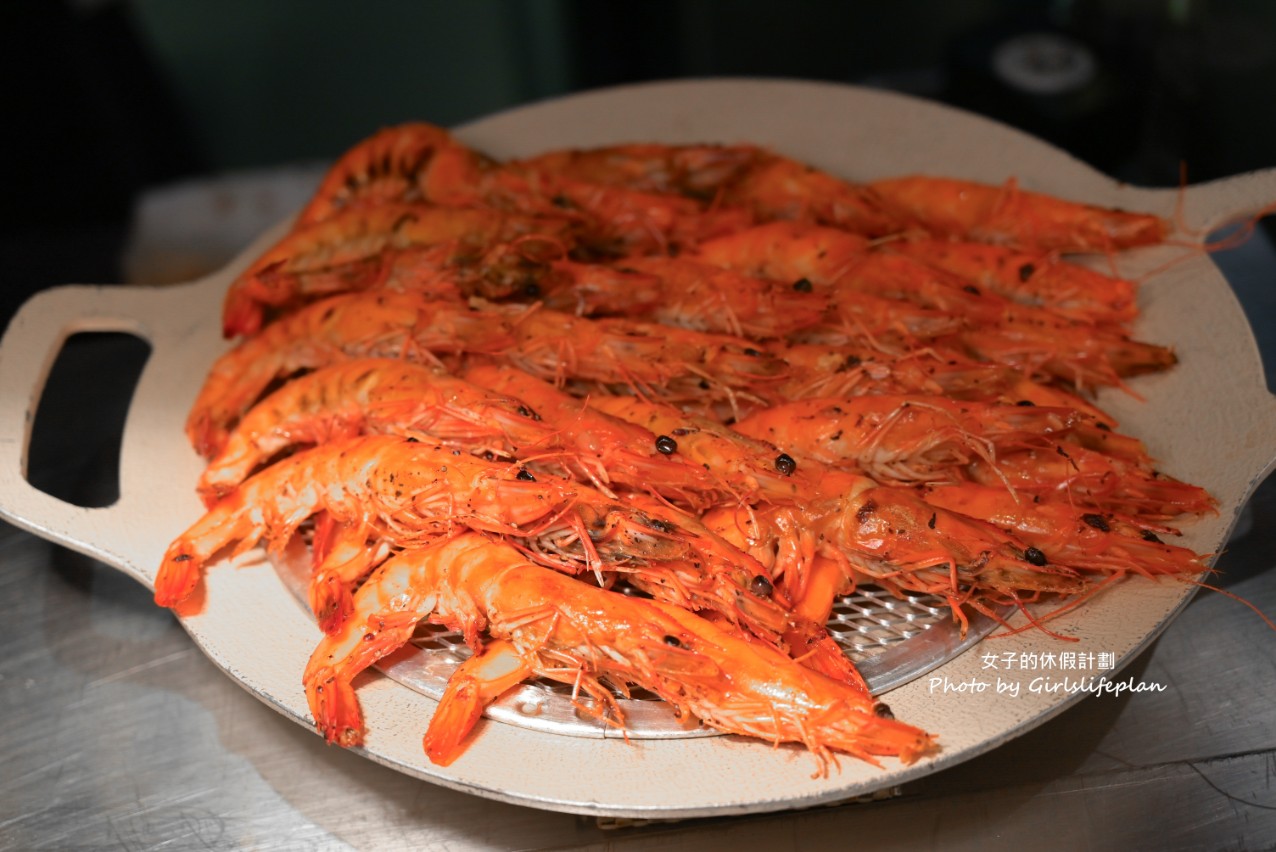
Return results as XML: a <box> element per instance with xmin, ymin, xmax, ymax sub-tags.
<box><xmin>1180</xmin><ymin>167</ymin><xmax>1276</xmax><ymax>233</ymax></box>
<box><xmin>0</xmin><ymin>282</ymin><xmax>216</xmax><ymax>589</ymax></box>
<box><xmin>1178</xmin><ymin>169</ymin><xmax>1276</xmax><ymax>484</ymax></box>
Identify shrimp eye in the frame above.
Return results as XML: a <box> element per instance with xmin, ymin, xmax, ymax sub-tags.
<box><xmin>792</xmin><ymin>277</ymin><xmax>814</xmax><ymax>293</ymax></box>
<box><xmin>655</xmin><ymin>435</ymin><xmax>678</xmax><ymax>455</ymax></box>
<box><xmin>516</xmin><ymin>468</ymin><xmax>536</xmax><ymax>481</ymax></box>
<box><xmin>749</xmin><ymin>575</ymin><xmax>773</xmax><ymax>597</ymax></box>
<box><xmin>640</xmin><ymin>514</ymin><xmax>677</xmax><ymax>534</ymax></box>
<box><xmin>1141</xmin><ymin>530</ymin><xmax>1163</xmax><ymax>543</ymax></box>
<box><xmin>775</xmin><ymin>453</ymin><xmax>797</xmax><ymax>476</ymax></box>
<box><xmin>1082</xmin><ymin>513</ymin><xmax>1110</xmax><ymax>532</ymax></box>
<box><xmin>1023</xmin><ymin>546</ymin><xmax>1048</xmax><ymax>566</ymax></box>
<box><xmin>663</xmin><ymin>635</ymin><xmax>683</xmax><ymax>647</ymax></box>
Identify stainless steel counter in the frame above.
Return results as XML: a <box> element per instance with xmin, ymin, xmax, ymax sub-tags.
<box><xmin>2</xmin><ymin>190</ymin><xmax>1274</xmax><ymax>850</ymax></box>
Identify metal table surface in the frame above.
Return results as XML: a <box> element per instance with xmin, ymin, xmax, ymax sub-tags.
<box><xmin>2</xmin><ymin>192</ymin><xmax>1275</xmax><ymax>851</ymax></box>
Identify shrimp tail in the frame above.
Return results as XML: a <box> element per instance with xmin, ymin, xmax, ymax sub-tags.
<box><xmin>308</xmin><ymin>608</ymin><xmax>433</xmax><ymax>746</ymax></box>
<box><xmin>306</xmin><ymin>664</ymin><xmax>366</xmax><ymax>747</ymax></box>
<box><xmin>422</xmin><ymin>677</ymin><xmax>488</xmax><ymax>766</ymax></box>
<box><xmin>154</xmin><ymin>499</ymin><xmax>263</xmax><ymax>607</ymax></box>
<box><xmin>423</xmin><ymin>640</ymin><xmax>533</xmax><ymax>766</ymax></box>
<box><xmin>154</xmin><ymin>544</ymin><xmax>202</xmax><ymax>609</ymax></box>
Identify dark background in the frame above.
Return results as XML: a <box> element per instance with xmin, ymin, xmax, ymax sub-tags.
<box><xmin>3</xmin><ymin>0</ymin><xmax>1276</xmax><ymax>323</ymax></box>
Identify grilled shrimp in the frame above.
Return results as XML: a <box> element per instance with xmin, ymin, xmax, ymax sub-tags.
<box><xmin>543</xmin><ymin>256</ymin><xmax>830</xmax><ymax>339</ymax></box>
<box><xmin>867</xmin><ymin>176</ymin><xmax>1168</xmax><ymax>253</ymax></box>
<box><xmin>304</xmin><ymin>533</ymin><xmax>936</xmax><ymax>769</ymax></box>
<box><xmin>919</xmin><ymin>483</ymin><xmax>1207</xmax><ymax>579</ymax></box>
<box><xmin>806</xmin><ymin>292</ymin><xmax>967</xmax><ymax>349</ymax></box>
<box><xmin>502</xmin><ymin>305</ymin><xmax>788</xmax><ymax>404</ymax></box>
<box><xmin>304</xmin><ymin>470</ymin><xmax>783</xmax><ymax>642</ymax></box>
<box><xmin>294</xmin><ymin>122</ymin><xmax>494</xmax><ymax>227</ymax></box>
<box><xmin>155</xmin><ymin>435</ymin><xmax>690</xmax><ymax>607</ymax></box>
<box><xmin>808</xmin><ymin>482</ymin><xmax>1088</xmax><ymax>605</ymax></box>
<box><xmin>513</xmin><ymin>142</ymin><xmax>762</xmax><ymax>198</ymax></box>
<box><xmin>522</xmin><ymin>145</ymin><xmax>902</xmax><ymax>237</ymax></box>
<box><xmin>967</xmin><ymin>444</ymin><xmax>1216</xmax><ymax>521</ymax></box>
<box><xmin>504</xmin><ymin>170</ymin><xmax>755</xmax><ymax>255</ymax></box>
<box><xmin>414</xmin><ymin>163</ymin><xmax>751</xmax><ymax>257</ymax></box>
<box><xmin>687</xmin><ymin>241</ymin><xmax>965</xmax><ymax>350</ymax></box>
<box><xmin>462</xmin><ymin>364</ymin><xmax>722</xmax><ymax>505</ymax></box>
<box><xmin>587</xmin><ymin>395</ymin><xmax>816</xmax><ymax>505</ymax></box>
<box><xmin>953</xmin><ymin>323</ymin><xmax>1177</xmax><ymax>390</ymax></box>
<box><xmin>883</xmin><ymin>239</ymin><xmax>1140</xmax><ymax>324</ymax></box>
<box><xmin>826</xmin><ymin>252</ymin><xmax>1175</xmax><ymax>388</ymax></box>
<box><xmin>222</xmin><ymin>203</ymin><xmax>570</xmax><ymax>337</ymax></box>
<box><xmin>473</xmin><ymin>237</ymin><xmax>665</xmax><ymax>307</ymax></box>
<box><xmin>718</xmin><ymin>152</ymin><xmax>902</xmax><ymax>236</ymax></box>
<box><xmin>703</xmin><ymin>477</ymin><xmax>1086</xmax><ymax>631</ymax></box>
<box><xmin>187</xmin><ymin>291</ymin><xmax>514</xmax><ymax>457</ymax></box>
<box><xmin>694</xmin><ymin>221</ymin><xmax>871</xmax><ymax>285</ymax></box>
<box><xmin>732</xmin><ymin>395</ymin><xmax>1091</xmax><ymax>484</ymax></box>
<box><xmin>767</xmin><ymin>342</ymin><xmax>1022</xmax><ymax>408</ymax></box>
<box><xmin>197</xmin><ymin>359</ymin><xmax>552</xmax><ymax>502</ymax></box>
<box><xmin>294</xmin><ymin>125</ymin><xmax>753</xmax><ymax>256</ymax></box>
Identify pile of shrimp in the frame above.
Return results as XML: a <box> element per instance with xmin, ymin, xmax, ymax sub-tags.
<box><xmin>155</xmin><ymin>122</ymin><xmax>1215</xmax><ymax>774</ymax></box>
